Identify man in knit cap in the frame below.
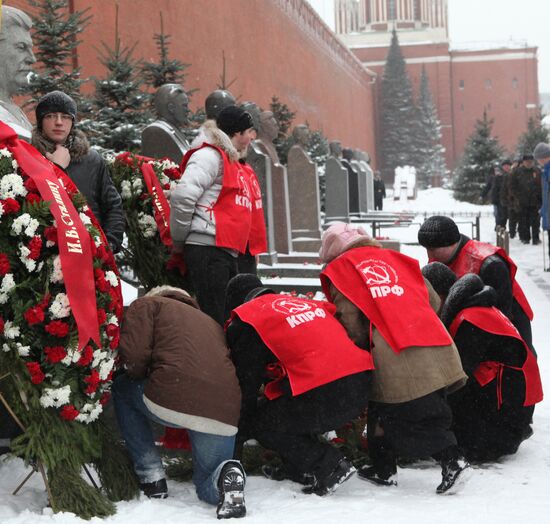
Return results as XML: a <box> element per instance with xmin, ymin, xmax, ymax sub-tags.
<box><xmin>170</xmin><ymin>105</ymin><xmax>256</xmax><ymax>324</ymax></box>
<box><xmin>534</xmin><ymin>142</ymin><xmax>550</xmax><ymax>268</ymax></box>
<box><xmin>31</xmin><ymin>90</ymin><xmax>124</xmax><ymax>252</ymax></box>
<box><xmin>418</xmin><ymin>216</ymin><xmax>534</xmax><ymax>351</ymax></box>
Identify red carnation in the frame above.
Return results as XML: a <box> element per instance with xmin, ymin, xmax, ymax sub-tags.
<box><xmin>44</xmin><ymin>226</ymin><xmax>58</xmax><ymax>244</ymax></box>
<box><xmin>94</xmin><ymin>268</ymin><xmax>110</xmax><ymax>292</ymax></box>
<box><xmin>97</xmin><ymin>309</ymin><xmax>107</xmax><ymax>325</ymax></box>
<box><xmin>163</xmin><ymin>183</ymin><xmax>170</xmax><ymax>190</ymax></box>
<box><xmin>26</xmin><ymin>193</ymin><xmax>42</xmax><ymax>205</ymax></box>
<box><xmin>0</xmin><ymin>253</ymin><xmax>10</xmax><ymax>276</ymax></box>
<box><xmin>23</xmin><ymin>177</ymin><xmax>38</xmax><ymax>192</ymax></box>
<box><xmin>165</xmin><ymin>167</ymin><xmax>181</xmax><ymax>181</ymax></box>
<box><xmin>27</xmin><ymin>236</ymin><xmax>43</xmax><ymax>260</ymax></box>
<box><xmin>77</xmin><ymin>345</ymin><xmax>94</xmax><ymax>367</ymax></box>
<box><xmin>24</xmin><ymin>305</ymin><xmax>45</xmax><ymax>326</ymax></box>
<box><xmin>45</xmin><ymin>321</ymin><xmax>70</xmax><ymax>338</ymax></box>
<box><xmin>39</xmin><ymin>293</ymin><xmax>51</xmax><ymax>310</ymax></box>
<box><xmin>44</xmin><ymin>346</ymin><xmax>67</xmax><ymax>364</ymax></box>
<box><xmin>0</xmin><ymin>317</ymin><xmax>4</xmax><ymax>334</ymax></box>
<box><xmin>331</xmin><ymin>437</ymin><xmax>346</xmax><ymax>445</ymax></box>
<box><xmin>1</xmin><ymin>198</ymin><xmax>20</xmax><ymax>214</ymax></box>
<box><xmin>100</xmin><ymin>392</ymin><xmax>111</xmax><ymax>405</ymax></box>
<box><xmin>60</xmin><ymin>404</ymin><xmax>79</xmax><ymax>421</ymax></box>
<box><xmin>25</xmin><ymin>362</ymin><xmax>45</xmax><ymax>384</ymax></box>
<box><xmin>84</xmin><ymin>370</ymin><xmax>100</xmax><ymax>394</ymax></box>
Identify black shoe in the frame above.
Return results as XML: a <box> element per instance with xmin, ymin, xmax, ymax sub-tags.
<box><xmin>139</xmin><ymin>478</ymin><xmax>168</xmax><ymax>499</ymax></box>
<box><xmin>436</xmin><ymin>458</ymin><xmax>471</xmax><ymax>495</ymax></box>
<box><xmin>509</xmin><ymin>233</ymin><xmax>516</xmax><ymax>239</ymax></box>
<box><xmin>357</xmin><ymin>465</ymin><xmax>398</xmax><ymax>486</ymax></box>
<box><xmin>262</xmin><ymin>464</ymin><xmax>314</xmax><ymax>486</ymax></box>
<box><xmin>533</xmin><ymin>239</ymin><xmax>540</xmax><ymax>245</ymax></box>
<box><xmin>302</xmin><ymin>458</ymin><xmax>356</xmax><ymax>496</ymax></box>
<box><xmin>217</xmin><ymin>462</ymin><xmax>246</xmax><ymax>519</ymax></box>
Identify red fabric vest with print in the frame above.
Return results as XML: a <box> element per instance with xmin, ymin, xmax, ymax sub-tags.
<box><xmin>449</xmin><ymin>306</ymin><xmax>542</xmax><ymax>407</ymax></box>
<box><xmin>231</xmin><ymin>294</ymin><xmax>374</xmax><ymax>400</ymax></box>
<box><xmin>320</xmin><ymin>247</ymin><xmax>453</xmax><ymax>353</ymax></box>
<box><xmin>240</xmin><ymin>162</ymin><xmax>267</xmax><ymax>255</ymax></box>
<box><xmin>180</xmin><ymin>144</ymin><xmax>252</xmax><ymax>253</ymax></box>
<box><xmin>445</xmin><ymin>240</ymin><xmax>533</xmax><ymax>321</ymax></box>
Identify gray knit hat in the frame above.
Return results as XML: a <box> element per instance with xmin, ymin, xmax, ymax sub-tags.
<box><xmin>533</xmin><ymin>142</ymin><xmax>550</xmax><ymax>161</ymax></box>
<box><xmin>418</xmin><ymin>216</ymin><xmax>460</xmax><ymax>248</ymax></box>
<box><xmin>35</xmin><ymin>91</ymin><xmax>77</xmax><ymax>126</ymax></box>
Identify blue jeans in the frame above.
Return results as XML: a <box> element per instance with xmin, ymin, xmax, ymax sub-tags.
<box><xmin>112</xmin><ymin>374</ymin><xmax>238</xmax><ymax>505</ymax></box>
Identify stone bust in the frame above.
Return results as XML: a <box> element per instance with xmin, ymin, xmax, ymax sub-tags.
<box><xmin>255</xmin><ymin>110</ymin><xmax>280</xmax><ymax>164</ymax></box>
<box><xmin>0</xmin><ymin>6</ymin><xmax>35</xmax><ymax>140</ymax></box>
<box><xmin>292</xmin><ymin>124</ymin><xmax>310</xmax><ymax>149</ymax></box>
<box><xmin>141</xmin><ymin>83</ymin><xmax>190</xmax><ymax>163</ymax></box>
<box><xmin>241</xmin><ymin>101</ymin><xmax>261</xmax><ymax>137</ymax></box>
<box><xmin>204</xmin><ymin>89</ymin><xmax>236</xmax><ymax>120</ymax></box>
<box><xmin>329</xmin><ymin>140</ymin><xmax>342</xmax><ymax>159</ymax></box>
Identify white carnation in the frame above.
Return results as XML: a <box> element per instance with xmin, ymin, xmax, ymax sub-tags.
<box><xmin>99</xmin><ymin>358</ymin><xmax>115</xmax><ymax>381</ymax></box>
<box><xmin>0</xmin><ymin>173</ymin><xmax>27</xmax><ymax>199</ymax></box>
<box><xmin>104</xmin><ymin>270</ymin><xmax>119</xmax><ymax>288</ymax></box>
<box><xmin>79</xmin><ymin>212</ymin><xmax>92</xmax><ymax>226</ymax></box>
<box><xmin>159</xmin><ymin>159</ymin><xmax>178</xmax><ymax>170</ymax></box>
<box><xmin>107</xmin><ymin>315</ymin><xmax>119</xmax><ymax>326</ymax></box>
<box><xmin>0</xmin><ymin>148</ymin><xmax>12</xmax><ymax>158</ymax></box>
<box><xmin>92</xmin><ymin>349</ymin><xmax>108</xmax><ymax>368</ymax></box>
<box><xmin>2</xmin><ymin>343</ymin><xmax>11</xmax><ymax>352</ymax></box>
<box><xmin>16</xmin><ymin>343</ymin><xmax>30</xmax><ymax>357</ymax></box>
<box><xmin>3</xmin><ymin>320</ymin><xmax>20</xmax><ymax>339</ymax></box>
<box><xmin>39</xmin><ymin>385</ymin><xmax>72</xmax><ymax>408</ymax></box>
<box><xmin>49</xmin><ymin>255</ymin><xmax>64</xmax><ymax>283</ymax></box>
<box><xmin>76</xmin><ymin>402</ymin><xmax>103</xmax><ymax>424</ymax></box>
<box><xmin>0</xmin><ymin>272</ymin><xmax>15</xmax><ymax>304</ymax></box>
<box><xmin>120</xmin><ymin>180</ymin><xmax>132</xmax><ymax>200</ymax></box>
<box><xmin>0</xmin><ymin>201</ymin><xmax>4</xmax><ymax>218</ymax></box>
<box><xmin>49</xmin><ymin>293</ymin><xmax>71</xmax><ymax>319</ymax></box>
<box><xmin>137</xmin><ymin>212</ymin><xmax>157</xmax><ymax>238</ymax></box>
<box><xmin>132</xmin><ymin>178</ymin><xmax>143</xmax><ymax>192</ymax></box>
<box><xmin>19</xmin><ymin>245</ymin><xmax>37</xmax><ymax>272</ymax></box>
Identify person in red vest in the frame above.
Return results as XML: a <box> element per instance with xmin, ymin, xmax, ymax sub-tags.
<box><xmin>319</xmin><ymin>223</ymin><xmax>469</xmax><ymax>494</ymax></box>
<box><xmin>418</xmin><ymin>215</ymin><xmax>534</xmax><ymax>353</ymax></box>
<box><xmin>422</xmin><ymin>263</ymin><xmax>543</xmax><ymax>462</ymax></box>
<box><xmin>224</xmin><ymin>274</ymin><xmax>374</xmax><ymax>496</ymax></box>
<box><xmin>170</xmin><ymin>105</ymin><xmax>256</xmax><ymax>325</ymax></box>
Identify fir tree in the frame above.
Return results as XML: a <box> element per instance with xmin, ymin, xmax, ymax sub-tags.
<box><xmin>84</xmin><ymin>6</ymin><xmax>152</xmax><ymax>152</ymax></box>
<box><xmin>516</xmin><ymin>112</ymin><xmax>550</xmax><ymax>157</ymax></box>
<box><xmin>141</xmin><ymin>12</ymin><xmax>190</xmax><ymax>89</ymax></box>
<box><xmin>270</xmin><ymin>95</ymin><xmax>296</xmax><ymax>164</ymax></box>
<box><xmin>379</xmin><ymin>30</ymin><xmax>417</xmax><ymax>180</ymax></box>
<box><xmin>453</xmin><ymin>111</ymin><xmax>505</xmax><ymax>203</ymax></box>
<box><xmin>26</xmin><ymin>0</ymin><xmax>91</xmax><ymax>104</ymax></box>
<box><xmin>415</xmin><ymin>67</ymin><xmax>447</xmax><ymax>188</ymax></box>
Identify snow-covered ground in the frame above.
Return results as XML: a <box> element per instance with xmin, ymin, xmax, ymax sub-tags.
<box><xmin>1</xmin><ymin>189</ymin><xmax>549</xmax><ymax>523</ymax></box>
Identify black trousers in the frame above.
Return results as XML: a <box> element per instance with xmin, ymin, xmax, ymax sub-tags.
<box><xmin>508</xmin><ymin>209</ymin><xmax>518</xmax><ymax>237</ymax></box>
<box><xmin>368</xmin><ymin>390</ymin><xmax>457</xmax><ymax>460</ymax></box>
<box><xmin>518</xmin><ymin>207</ymin><xmax>540</xmax><ymax>243</ymax></box>
<box><xmin>184</xmin><ymin>244</ymin><xmax>238</xmax><ymax>325</ymax></box>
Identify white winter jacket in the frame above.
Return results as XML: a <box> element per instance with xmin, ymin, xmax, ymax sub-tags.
<box><xmin>170</xmin><ymin>120</ymin><xmax>239</xmax><ymax>250</ymax></box>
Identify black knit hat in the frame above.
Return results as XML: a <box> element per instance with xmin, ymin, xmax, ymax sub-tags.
<box><xmin>417</xmin><ymin>216</ymin><xmax>460</xmax><ymax>248</ymax></box>
<box><xmin>225</xmin><ymin>273</ymin><xmax>273</xmax><ymax>314</ymax></box>
<box><xmin>216</xmin><ymin>105</ymin><xmax>254</xmax><ymax>136</ymax></box>
<box><xmin>35</xmin><ymin>91</ymin><xmax>77</xmax><ymax>126</ymax></box>
<box><xmin>421</xmin><ymin>262</ymin><xmax>457</xmax><ymax>297</ymax></box>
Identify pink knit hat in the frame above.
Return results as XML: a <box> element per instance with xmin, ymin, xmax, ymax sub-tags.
<box><xmin>319</xmin><ymin>222</ymin><xmax>372</xmax><ymax>263</ymax></box>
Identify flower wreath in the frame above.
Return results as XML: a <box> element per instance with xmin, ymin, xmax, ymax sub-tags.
<box><xmin>0</xmin><ymin>123</ymin><xmax>136</xmax><ymax>518</ymax></box>
<box><xmin>109</xmin><ymin>153</ymin><xmax>186</xmax><ymax>290</ymax></box>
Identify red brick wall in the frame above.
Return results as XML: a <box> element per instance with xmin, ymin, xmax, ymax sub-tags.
<box><xmin>5</xmin><ymin>0</ymin><xmax>377</xmax><ymax>161</ymax></box>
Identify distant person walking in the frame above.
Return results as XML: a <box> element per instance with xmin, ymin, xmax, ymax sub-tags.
<box><xmin>533</xmin><ymin>142</ymin><xmax>550</xmax><ymax>269</ymax></box>
<box><xmin>373</xmin><ymin>171</ymin><xmax>386</xmax><ymax>210</ymax></box>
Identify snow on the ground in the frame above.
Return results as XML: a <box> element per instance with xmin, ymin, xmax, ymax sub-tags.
<box><xmin>2</xmin><ymin>189</ymin><xmax>549</xmax><ymax>523</ymax></box>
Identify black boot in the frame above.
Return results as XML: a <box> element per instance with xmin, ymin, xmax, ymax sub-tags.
<box><xmin>435</xmin><ymin>446</ymin><xmax>471</xmax><ymax>495</ymax></box>
<box><xmin>357</xmin><ymin>437</ymin><xmax>397</xmax><ymax>487</ymax></box>
<box><xmin>139</xmin><ymin>478</ymin><xmax>168</xmax><ymax>499</ymax></box>
<box><xmin>303</xmin><ymin>458</ymin><xmax>356</xmax><ymax>496</ymax></box>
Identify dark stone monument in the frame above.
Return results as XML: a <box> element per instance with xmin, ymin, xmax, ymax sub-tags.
<box><xmin>0</xmin><ymin>6</ymin><xmax>35</xmax><ymax>140</ymax></box>
<box><xmin>342</xmin><ymin>148</ymin><xmax>360</xmax><ymax>217</ymax></box>
<box><xmin>351</xmin><ymin>149</ymin><xmax>368</xmax><ymax>215</ymax></box>
<box><xmin>205</xmin><ymin>89</ymin><xmax>236</xmax><ymax>120</ymax></box>
<box><xmin>324</xmin><ymin>141</ymin><xmax>349</xmax><ymax>222</ymax></box>
<box><xmin>287</xmin><ymin>125</ymin><xmax>322</xmax><ymax>251</ymax></box>
<box><xmin>141</xmin><ymin>84</ymin><xmax>190</xmax><ymax>163</ymax></box>
<box><xmin>251</xmin><ymin>110</ymin><xmax>292</xmax><ymax>256</ymax></box>
<box><xmin>358</xmin><ymin>151</ymin><xmax>375</xmax><ymax>211</ymax></box>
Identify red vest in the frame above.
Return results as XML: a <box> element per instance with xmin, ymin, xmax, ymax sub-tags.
<box><xmin>180</xmin><ymin>144</ymin><xmax>252</xmax><ymax>253</ymax></box>
<box><xmin>449</xmin><ymin>306</ymin><xmax>543</xmax><ymax>408</ymax></box>
<box><xmin>231</xmin><ymin>294</ymin><xmax>374</xmax><ymax>400</ymax></box>
<box><xmin>446</xmin><ymin>240</ymin><xmax>533</xmax><ymax>320</ymax></box>
<box><xmin>241</xmin><ymin>163</ymin><xmax>267</xmax><ymax>255</ymax></box>
<box><xmin>321</xmin><ymin>247</ymin><xmax>453</xmax><ymax>353</ymax></box>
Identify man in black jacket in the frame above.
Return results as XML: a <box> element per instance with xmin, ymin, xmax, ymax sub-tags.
<box><xmin>31</xmin><ymin>91</ymin><xmax>124</xmax><ymax>252</ymax></box>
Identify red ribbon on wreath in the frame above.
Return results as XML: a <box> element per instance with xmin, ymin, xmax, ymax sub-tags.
<box><xmin>0</xmin><ymin>122</ymin><xmax>100</xmax><ymax>350</ymax></box>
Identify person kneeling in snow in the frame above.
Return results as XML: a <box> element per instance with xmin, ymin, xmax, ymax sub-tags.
<box><xmin>422</xmin><ymin>263</ymin><xmax>543</xmax><ymax>462</ymax></box>
<box><xmin>112</xmin><ymin>286</ymin><xmax>246</xmax><ymax>519</ymax></box>
<box><xmin>319</xmin><ymin>223</ymin><xmax>470</xmax><ymax>494</ymax></box>
<box><xmin>225</xmin><ymin>274</ymin><xmax>374</xmax><ymax>496</ymax></box>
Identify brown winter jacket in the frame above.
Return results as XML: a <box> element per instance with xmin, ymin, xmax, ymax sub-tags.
<box><xmin>118</xmin><ymin>288</ymin><xmax>241</xmax><ymax>436</ymax></box>
<box><xmin>326</xmin><ymin>239</ymin><xmax>467</xmax><ymax>404</ymax></box>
